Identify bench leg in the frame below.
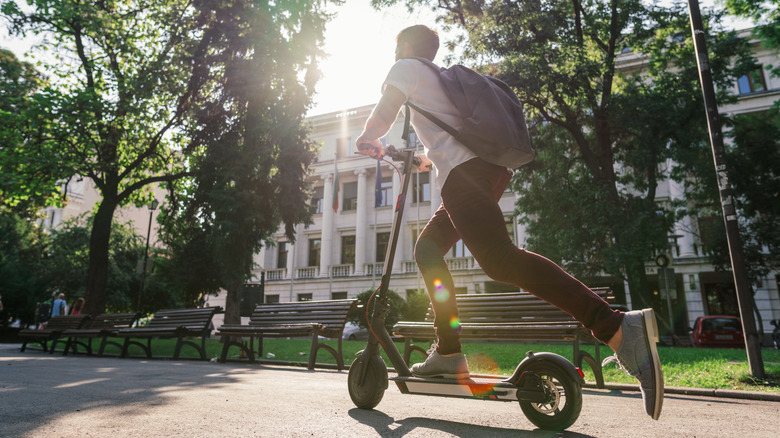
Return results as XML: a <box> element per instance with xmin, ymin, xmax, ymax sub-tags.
<box><xmin>308</xmin><ymin>333</ymin><xmax>318</xmax><ymax>370</ymax></box>
<box><xmin>219</xmin><ymin>337</ymin><xmax>231</xmax><ymax>363</ymax></box>
<box><xmin>173</xmin><ymin>337</ymin><xmax>184</xmax><ymax>359</ymax></box>
<box><xmin>573</xmin><ymin>338</ymin><xmax>606</xmax><ymax>389</ymax></box>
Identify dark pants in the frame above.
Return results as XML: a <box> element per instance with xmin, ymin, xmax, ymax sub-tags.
<box><xmin>414</xmin><ymin>157</ymin><xmax>624</xmax><ymax>354</ymax></box>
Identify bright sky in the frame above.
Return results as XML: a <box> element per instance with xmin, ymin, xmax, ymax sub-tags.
<box><xmin>309</xmin><ymin>0</ymin><xmax>445</xmax><ymax>116</ymax></box>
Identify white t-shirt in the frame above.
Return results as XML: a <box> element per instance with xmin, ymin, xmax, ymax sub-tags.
<box><xmin>383</xmin><ymin>58</ymin><xmax>477</xmax><ymax>189</ymax></box>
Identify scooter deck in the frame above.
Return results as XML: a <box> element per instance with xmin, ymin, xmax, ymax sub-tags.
<box><xmin>390</xmin><ymin>375</ymin><xmax>520</xmax><ymax>402</ymax></box>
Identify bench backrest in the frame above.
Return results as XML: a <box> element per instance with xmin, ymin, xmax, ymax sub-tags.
<box><xmin>423</xmin><ymin>288</ymin><xmax>614</xmax><ymax>324</ymax></box>
<box><xmin>146</xmin><ymin>307</ymin><xmax>219</xmax><ymax>330</ymax></box>
<box><xmin>86</xmin><ymin>313</ymin><xmax>140</xmax><ymax>330</ymax></box>
<box><xmin>249</xmin><ymin>299</ymin><xmax>358</xmax><ymax>333</ymax></box>
<box><xmin>44</xmin><ymin>314</ymin><xmax>91</xmax><ymax>330</ymax></box>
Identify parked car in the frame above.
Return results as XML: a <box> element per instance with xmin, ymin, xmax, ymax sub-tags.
<box><xmin>342</xmin><ymin>322</ymin><xmax>369</xmax><ymax>341</ymax></box>
<box><xmin>690</xmin><ymin>315</ymin><xmax>745</xmax><ymax>348</ymax></box>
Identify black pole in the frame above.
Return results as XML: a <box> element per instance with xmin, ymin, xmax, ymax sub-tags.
<box><xmin>137</xmin><ymin>199</ymin><xmax>158</xmax><ymax>313</ymax></box>
<box><xmin>687</xmin><ymin>0</ymin><xmax>764</xmax><ymax>377</ymax></box>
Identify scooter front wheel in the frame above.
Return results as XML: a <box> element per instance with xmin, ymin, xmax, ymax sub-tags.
<box><xmin>518</xmin><ymin>361</ymin><xmax>582</xmax><ymax>431</ymax></box>
<box><xmin>348</xmin><ymin>354</ymin><xmax>388</xmax><ymax>409</ymax></box>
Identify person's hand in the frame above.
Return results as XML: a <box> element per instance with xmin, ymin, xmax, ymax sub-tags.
<box><xmin>355</xmin><ymin>137</ymin><xmax>384</xmax><ymax>159</ymax></box>
<box><xmin>415</xmin><ymin>154</ymin><xmax>432</xmax><ymax>172</ymax></box>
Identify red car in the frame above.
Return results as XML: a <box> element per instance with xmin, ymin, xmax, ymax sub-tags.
<box><xmin>690</xmin><ymin>315</ymin><xmax>745</xmax><ymax>348</ymax></box>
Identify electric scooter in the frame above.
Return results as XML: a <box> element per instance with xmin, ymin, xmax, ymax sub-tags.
<box><xmin>348</xmin><ymin>145</ymin><xmax>586</xmax><ymax>431</ymax></box>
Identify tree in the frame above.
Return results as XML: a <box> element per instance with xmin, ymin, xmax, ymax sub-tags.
<box><xmin>41</xmin><ymin>216</ymin><xmax>155</xmax><ymax>310</ymax></box>
<box><xmin>349</xmin><ymin>289</ymin><xmax>406</xmax><ymax>330</ymax></box>
<box><xmin>0</xmin><ymin>48</ymin><xmax>55</xmax><ymax>216</ymax></box>
<box><xmin>1</xmin><ymin>0</ymin><xmax>217</xmax><ymax>315</ymax></box>
<box><xmin>0</xmin><ymin>210</ymin><xmax>48</xmax><ymax>326</ymax></box>
<box><xmin>157</xmin><ymin>0</ymin><xmax>329</xmax><ymax>324</ymax></box>
<box><xmin>375</xmin><ymin>1</ymin><xmax>751</xmax><ymax>319</ymax></box>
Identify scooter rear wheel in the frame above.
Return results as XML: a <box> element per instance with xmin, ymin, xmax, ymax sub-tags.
<box><xmin>348</xmin><ymin>354</ymin><xmax>388</xmax><ymax>409</ymax></box>
<box><xmin>518</xmin><ymin>362</ymin><xmax>582</xmax><ymax>431</ymax></box>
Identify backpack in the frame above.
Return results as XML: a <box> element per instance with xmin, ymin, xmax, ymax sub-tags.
<box><xmin>403</xmin><ymin>57</ymin><xmax>535</xmax><ymax>168</ymax></box>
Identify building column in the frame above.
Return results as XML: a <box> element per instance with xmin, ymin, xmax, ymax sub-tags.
<box><xmin>286</xmin><ymin>235</ymin><xmax>296</xmax><ymax>280</ymax></box>
<box><xmin>669</xmin><ymin>160</ymin><xmax>696</xmax><ymax>257</ymax></box>
<box><xmin>320</xmin><ymin>173</ymin><xmax>334</xmax><ymax>277</ymax></box>
<box><xmin>430</xmin><ymin>180</ymin><xmax>441</xmax><ymax>217</ymax></box>
<box><xmin>355</xmin><ymin>168</ymin><xmax>367</xmax><ymax>275</ymax></box>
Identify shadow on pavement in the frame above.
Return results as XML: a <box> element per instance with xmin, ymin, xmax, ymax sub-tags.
<box><xmin>348</xmin><ymin>407</ymin><xmax>597</xmax><ymax>438</ymax></box>
<box><xmin>0</xmin><ymin>347</ymin><xmax>250</xmax><ymax>437</ymax></box>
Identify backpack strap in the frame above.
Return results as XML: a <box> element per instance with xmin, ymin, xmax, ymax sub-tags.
<box><xmin>402</xmin><ymin>57</ymin><xmax>464</xmax><ymax>143</ymax></box>
<box><xmin>406</xmin><ymin>101</ymin><xmax>461</xmax><ymax>141</ymax></box>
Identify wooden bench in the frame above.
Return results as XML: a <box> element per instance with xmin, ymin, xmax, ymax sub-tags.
<box><xmin>392</xmin><ymin>288</ymin><xmax>616</xmax><ymax>388</ymax></box>
<box><xmin>115</xmin><ymin>307</ymin><xmax>220</xmax><ymax>360</ymax></box>
<box><xmin>52</xmin><ymin>313</ymin><xmax>141</xmax><ymax>356</ymax></box>
<box><xmin>19</xmin><ymin>315</ymin><xmax>91</xmax><ymax>353</ymax></box>
<box><xmin>216</xmin><ymin>299</ymin><xmax>358</xmax><ymax>370</ymax></box>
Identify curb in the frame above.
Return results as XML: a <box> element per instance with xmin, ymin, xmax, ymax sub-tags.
<box><xmin>584</xmin><ymin>382</ymin><xmax>780</xmax><ymax>402</ymax></box>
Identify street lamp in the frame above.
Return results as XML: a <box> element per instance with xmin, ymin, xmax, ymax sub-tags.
<box><xmin>137</xmin><ymin>198</ymin><xmax>159</xmax><ymax>312</ymax></box>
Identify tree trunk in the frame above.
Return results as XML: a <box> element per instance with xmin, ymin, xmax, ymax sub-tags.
<box><xmin>223</xmin><ymin>281</ymin><xmax>242</xmax><ymax>325</ymax></box>
<box><xmin>83</xmin><ymin>197</ymin><xmax>118</xmax><ymax>316</ymax></box>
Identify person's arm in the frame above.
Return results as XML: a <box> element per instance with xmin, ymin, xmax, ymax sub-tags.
<box><xmin>355</xmin><ymin>84</ymin><xmax>406</xmax><ymax>158</ymax></box>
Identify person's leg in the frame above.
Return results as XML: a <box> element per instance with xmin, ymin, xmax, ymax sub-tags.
<box><xmin>441</xmin><ymin>157</ymin><xmax>662</xmax><ymax>418</ymax></box>
<box><xmin>440</xmin><ymin>158</ymin><xmax>623</xmax><ymax>343</ymax></box>
<box><xmin>414</xmin><ymin>203</ymin><xmax>462</xmax><ymax>354</ymax></box>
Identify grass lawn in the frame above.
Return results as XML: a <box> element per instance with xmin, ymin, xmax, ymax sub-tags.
<box><xmin>89</xmin><ymin>336</ymin><xmax>780</xmax><ymax>392</ymax></box>
<box><xmin>114</xmin><ymin>336</ymin><xmax>780</xmax><ymax>393</ymax></box>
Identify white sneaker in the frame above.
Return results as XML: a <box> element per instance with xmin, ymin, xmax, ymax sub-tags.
<box><xmin>410</xmin><ymin>346</ymin><xmax>470</xmax><ymax>379</ymax></box>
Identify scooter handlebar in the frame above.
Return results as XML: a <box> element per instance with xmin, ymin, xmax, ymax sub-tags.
<box><xmin>384</xmin><ymin>145</ymin><xmax>421</xmax><ymax>167</ymax></box>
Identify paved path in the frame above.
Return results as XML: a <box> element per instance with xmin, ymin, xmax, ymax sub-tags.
<box><xmin>1</xmin><ymin>345</ymin><xmax>779</xmax><ymax>437</ymax></box>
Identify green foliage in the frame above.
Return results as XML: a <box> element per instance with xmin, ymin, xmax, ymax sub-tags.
<box><xmin>157</xmin><ymin>0</ymin><xmax>329</xmax><ymax>323</ymax></box>
<box><xmin>0</xmin><ymin>48</ymin><xmax>58</xmax><ymax>215</ymax></box>
<box><xmin>402</xmin><ymin>289</ymin><xmax>431</xmax><ymax>322</ymax></box>
<box><xmin>0</xmin><ymin>0</ymin><xmax>207</xmax><ymax>314</ymax></box>
<box><xmin>0</xmin><ymin>210</ymin><xmax>48</xmax><ymax>324</ymax></box>
<box><xmin>719</xmin><ymin>109</ymin><xmax>780</xmax><ymax>279</ymax></box>
<box><xmin>726</xmin><ymin>0</ymin><xmax>780</xmax><ymax>77</ymax></box>
<box><xmin>349</xmin><ymin>289</ymin><xmax>406</xmax><ymax>330</ymax></box>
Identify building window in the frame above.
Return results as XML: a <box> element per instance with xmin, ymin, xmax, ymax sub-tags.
<box><xmin>332</xmin><ymin>291</ymin><xmax>348</xmax><ymax>300</ymax></box>
<box><xmin>342</xmin><ymin>235</ymin><xmax>356</xmax><ymax>264</ymax></box>
<box><xmin>308</xmin><ymin>238</ymin><xmax>321</xmax><ymax>267</ymax></box>
<box><xmin>277</xmin><ymin>242</ymin><xmax>289</xmax><ymax>269</ymax></box>
<box><xmin>337</xmin><ymin>136</ymin><xmax>351</xmax><ymax>159</ymax></box>
<box><xmin>408</xmin><ymin>132</ymin><xmax>419</xmax><ymax>148</ymax></box>
<box><xmin>265</xmin><ymin>294</ymin><xmax>280</xmax><ymax>303</ymax></box>
<box><xmin>298</xmin><ymin>293</ymin><xmax>313</xmax><ymax>301</ymax></box>
<box><xmin>377</xmin><ymin>177</ymin><xmax>392</xmax><ymax>207</ymax></box>
<box><xmin>738</xmin><ymin>67</ymin><xmax>766</xmax><ymax>95</ymax></box>
<box><xmin>311</xmin><ymin>186</ymin><xmax>324</xmax><ymax>214</ymax></box>
<box><xmin>412</xmin><ymin>171</ymin><xmax>430</xmax><ymax>203</ymax></box>
<box><xmin>343</xmin><ymin>181</ymin><xmax>358</xmax><ymax>211</ymax></box>
<box><xmin>376</xmin><ymin>232</ymin><xmax>390</xmax><ymax>262</ymax></box>
<box><xmin>451</xmin><ymin>240</ymin><xmax>471</xmax><ymax>258</ymax></box>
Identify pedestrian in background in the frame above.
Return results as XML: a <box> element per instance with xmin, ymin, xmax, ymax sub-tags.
<box><xmin>51</xmin><ymin>293</ymin><xmax>67</xmax><ymax>318</ymax></box>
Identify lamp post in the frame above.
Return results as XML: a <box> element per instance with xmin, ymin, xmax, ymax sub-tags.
<box><xmin>687</xmin><ymin>0</ymin><xmax>764</xmax><ymax>377</ymax></box>
<box><xmin>137</xmin><ymin>198</ymin><xmax>159</xmax><ymax>312</ymax></box>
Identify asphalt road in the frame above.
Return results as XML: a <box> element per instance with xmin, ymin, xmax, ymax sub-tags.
<box><xmin>1</xmin><ymin>344</ymin><xmax>778</xmax><ymax>437</ymax></box>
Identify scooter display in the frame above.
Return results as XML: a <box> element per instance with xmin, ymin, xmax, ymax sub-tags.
<box><xmin>347</xmin><ymin>145</ymin><xmax>586</xmax><ymax>431</ymax></box>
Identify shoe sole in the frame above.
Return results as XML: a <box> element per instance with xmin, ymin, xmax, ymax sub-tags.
<box><xmin>641</xmin><ymin>308</ymin><xmax>664</xmax><ymax>420</ymax></box>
